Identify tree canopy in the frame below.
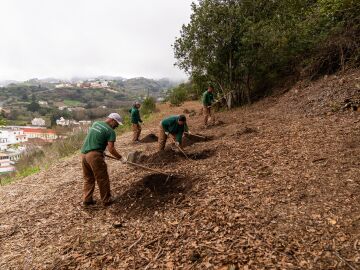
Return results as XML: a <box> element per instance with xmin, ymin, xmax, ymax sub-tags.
<box><xmin>174</xmin><ymin>0</ymin><xmax>360</xmax><ymax>105</ymax></box>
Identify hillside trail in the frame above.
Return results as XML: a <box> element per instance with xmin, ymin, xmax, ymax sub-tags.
<box><xmin>0</xmin><ymin>71</ymin><xmax>359</xmax><ymax>269</ymax></box>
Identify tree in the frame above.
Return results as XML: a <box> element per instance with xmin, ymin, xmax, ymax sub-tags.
<box><xmin>7</xmin><ymin>109</ymin><xmax>20</xmax><ymax>120</ymax></box>
<box><xmin>27</xmin><ymin>95</ymin><xmax>40</xmax><ymax>112</ymax></box>
<box><xmin>21</xmin><ymin>93</ymin><xmax>29</xmax><ymax>101</ymax></box>
<box><xmin>167</xmin><ymin>82</ymin><xmax>194</xmax><ymax>106</ymax></box>
<box><xmin>50</xmin><ymin>110</ymin><xmax>72</xmax><ymax>126</ymax></box>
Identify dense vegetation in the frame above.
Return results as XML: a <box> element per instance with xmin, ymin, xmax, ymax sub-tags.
<box><xmin>173</xmin><ymin>0</ymin><xmax>360</xmax><ymax>105</ymax></box>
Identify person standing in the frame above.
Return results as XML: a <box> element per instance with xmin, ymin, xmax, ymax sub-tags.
<box><xmin>80</xmin><ymin>113</ymin><xmax>123</xmax><ymax>206</ymax></box>
<box><xmin>158</xmin><ymin>115</ymin><xmax>189</xmax><ymax>151</ymax></box>
<box><xmin>202</xmin><ymin>85</ymin><xmax>216</xmax><ymax>127</ymax></box>
<box><xmin>130</xmin><ymin>101</ymin><xmax>143</xmax><ymax>143</ymax></box>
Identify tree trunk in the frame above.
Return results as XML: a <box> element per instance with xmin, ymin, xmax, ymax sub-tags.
<box><xmin>245</xmin><ymin>73</ymin><xmax>252</xmax><ymax>104</ymax></box>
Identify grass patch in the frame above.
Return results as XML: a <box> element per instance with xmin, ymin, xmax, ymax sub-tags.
<box><xmin>0</xmin><ymin>166</ymin><xmax>40</xmax><ymax>186</ymax></box>
<box><xmin>63</xmin><ymin>99</ymin><xmax>82</xmax><ymax>106</ymax></box>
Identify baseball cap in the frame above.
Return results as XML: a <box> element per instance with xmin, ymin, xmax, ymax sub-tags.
<box><xmin>107</xmin><ymin>113</ymin><xmax>123</xmax><ymax>125</ymax></box>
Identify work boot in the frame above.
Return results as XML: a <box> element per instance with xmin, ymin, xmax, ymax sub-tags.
<box><xmin>103</xmin><ymin>197</ymin><xmax>115</xmax><ymax>207</ymax></box>
<box><xmin>83</xmin><ymin>200</ymin><xmax>96</xmax><ymax>206</ymax></box>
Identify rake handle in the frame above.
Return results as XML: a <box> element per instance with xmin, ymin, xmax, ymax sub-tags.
<box><xmin>169</xmin><ymin>137</ymin><xmax>190</xmax><ymax>160</ymax></box>
<box><xmin>104</xmin><ymin>154</ymin><xmax>170</xmax><ymax>176</ymax></box>
<box><xmin>186</xmin><ymin>133</ymin><xmax>206</xmax><ymax>139</ymax></box>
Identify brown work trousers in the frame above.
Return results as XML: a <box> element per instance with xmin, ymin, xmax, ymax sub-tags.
<box><xmin>158</xmin><ymin>124</ymin><xmax>177</xmax><ymax>151</ymax></box>
<box><xmin>82</xmin><ymin>151</ymin><xmax>111</xmax><ymax>205</ymax></box>
<box><xmin>203</xmin><ymin>106</ymin><xmax>215</xmax><ymax>126</ymax></box>
<box><xmin>132</xmin><ymin>123</ymin><xmax>141</xmax><ymax>142</ymax></box>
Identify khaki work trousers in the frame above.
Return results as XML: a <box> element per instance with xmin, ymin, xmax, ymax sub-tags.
<box><xmin>203</xmin><ymin>106</ymin><xmax>215</xmax><ymax>126</ymax></box>
<box><xmin>132</xmin><ymin>123</ymin><xmax>141</xmax><ymax>142</ymax></box>
<box><xmin>158</xmin><ymin>124</ymin><xmax>177</xmax><ymax>151</ymax></box>
<box><xmin>82</xmin><ymin>151</ymin><xmax>111</xmax><ymax>204</ymax></box>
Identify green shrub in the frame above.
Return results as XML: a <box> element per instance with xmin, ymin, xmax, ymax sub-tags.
<box><xmin>141</xmin><ymin>97</ymin><xmax>156</xmax><ymax>114</ymax></box>
<box><xmin>0</xmin><ymin>117</ymin><xmax>6</xmax><ymax>126</ymax></box>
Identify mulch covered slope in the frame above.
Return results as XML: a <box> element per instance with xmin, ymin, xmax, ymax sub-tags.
<box><xmin>0</xmin><ymin>71</ymin><xmax>359</xmax><ymax>269</ymax></box>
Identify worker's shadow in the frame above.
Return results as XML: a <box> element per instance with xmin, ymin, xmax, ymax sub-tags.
<box><xmin>111</xmin><ymin>173</ymin><xmax>196</xmax><ymax>217</ymax></box>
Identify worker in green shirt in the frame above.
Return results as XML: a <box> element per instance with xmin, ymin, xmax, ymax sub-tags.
<box><xmin>129</xmin><ymin>101</ymin><xmax>143</xmax><ymax>143</ymax></box>
<box><xmin>202</xmin><ymin>85</ymin><xmax>216</xmax><ymax>127</ymax></box>
<box><xmin>81</xmin><ymin>113</ymin><xmax>124</xmax><ymax>207</ymax></box>
<box><xmin>158</xmin><ymin>115</ymin><xmax>190</xmax><ymax>151</ymax></box>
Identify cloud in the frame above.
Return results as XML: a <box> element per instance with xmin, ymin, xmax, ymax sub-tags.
<box><xmin>0</xmin><ymin>0</ymin><xmax>193</xmax><ymax>80</ymax></box>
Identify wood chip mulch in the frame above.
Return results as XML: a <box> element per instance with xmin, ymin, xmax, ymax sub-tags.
<box><xmin>0</xmin><ymin>70</ymin><xmax>359</xmax><ymax>269</ymax></box>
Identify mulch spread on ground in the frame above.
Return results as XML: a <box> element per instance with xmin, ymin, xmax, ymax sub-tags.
<box><xmin>0</xmin><ymin>70</ymin><xmax>359</xmax><ymax>269</ymax></box>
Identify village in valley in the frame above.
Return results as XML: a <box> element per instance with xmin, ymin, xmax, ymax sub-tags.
<box><xmin>0</xmin><ymin>115</ymin><xmax>91</xmax><ymax>175</ymax></box>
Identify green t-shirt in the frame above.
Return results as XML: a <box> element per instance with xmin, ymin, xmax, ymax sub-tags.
<box><xmin>130</xmin><ymin>107</ymin><xmax>142</xmax><ymax>124</ymax></box>
<box><xmin>202</xmin><ymin>90</ymin><xmax>214</xmax><ymax>106</ymax></box>
<box><xmin>161</xmin><ymin>115</ymin><xmax>189</xmax><ymax>143</ymax></box>
<box><xmin>81</xmin><ymin>121</ymin><xmax>116</xmax><ymax>154</ymax></box>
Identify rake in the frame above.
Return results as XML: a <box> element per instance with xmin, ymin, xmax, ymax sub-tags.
<box><xmin>104</xmin><ymin>154</ymin><xmax>172</xmax><ymax>177</ymax></box>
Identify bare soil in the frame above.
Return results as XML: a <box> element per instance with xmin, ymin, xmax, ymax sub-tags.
<box><xmin>0</xmin><ymin>70</ymin><xmax>359</xmax><ymax>269</ymax></box>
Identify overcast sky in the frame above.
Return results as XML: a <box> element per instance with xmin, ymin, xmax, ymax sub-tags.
<box><xmin>0</xmin><ymin>0</ymin><xmax>194</xmax><ymax>81</ymax></box>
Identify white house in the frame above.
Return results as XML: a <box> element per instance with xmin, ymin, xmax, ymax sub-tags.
<box><xmin>0</xmin><ymin>152</ymin><xmax>15</xmax><ymax>174</ymax></box>
<box><xmin>56</xmin><ymin>117</ymin><xmax>79</xmax><ymax>126</ymax></box>
<box><xmin>100</xmin><ymin>81</ymin><xmax>109</xmax><ymax>88</ymax></box>
<box><xmin>31</xmin><ymin>118</ymin><xmax>46</xmax><ymax>126</ymax></box>
<box><xmin>38</xmin><ymin>101</ymin><xmax>48</xmax><ymax>106</ymax></box>
<box><xmin>21</xmin><ymin>128</ymin><xmax>58</xmax><ymax>142</ymax></box>
<box><xmin>90</xmin><ymin>81</ymin><xmax>102</xmax><ymax>88</ymax></box>
<box><xmin>76</xmin><ymin>81</ymin><xmax>84</xmax><ymax>88</ymax></box>
<box><xmin>0</xmin><ymin>138</ymin><xmax>8</xmax><ymax>151</ymax></box>
<box><xmin>0</xmin><ymin>129</ymin><xmax>28</xmax><ymax>149</ymax></box>
<box><xmin>6</xmin><ymin>148</ymin><xmax>25</xmax><ymax>163</ymax></box>
<box><xmin>79</xmin><ymin>120</ymin><xmax>91</xmax><ymax>125</ymax></box>
<box><xmin>55</xmin><ymin>83</ymin><xmax>73</xmax><ymax>88</ymax></box>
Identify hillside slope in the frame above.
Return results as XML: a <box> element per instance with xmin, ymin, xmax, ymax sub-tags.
<box><xmin>0</xmin><ymin>71</ymin><xmax>359</xmax><ymax>269</ymax></box>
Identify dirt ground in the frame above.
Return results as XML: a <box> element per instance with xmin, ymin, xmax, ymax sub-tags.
<box><xmin>0</xmin><ymin>70</ymin><xmax>359</xmax><ymax>269</ymax></box>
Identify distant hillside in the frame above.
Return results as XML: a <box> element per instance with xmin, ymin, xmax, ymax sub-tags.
<box><xmin>0</xmin><ymin>77</ymin><xmax>182</xmax><ymax>109</ymax></box>
<box><xmin>114</xmin><ymin>77</ymin><xmax>180</xmax><ymax>97</ymax></box>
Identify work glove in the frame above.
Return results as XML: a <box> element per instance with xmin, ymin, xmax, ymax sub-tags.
<box><xmin>165</xmin><ymin>132</ymin><xmax>169</xmax><ymax>136</ymax></box>
<box><xmin>121</xmin><ymin>157</ymin><xmax>127</xmax><ymax>164</ymax></box>
<box><xmin>187</xmin><ymin>131</ymin><xmax>192</xmax><ymax>135</ymax></box>
<box><xmin>175</xmin><ymin>141</ymin><xmax>180</xmax><ymax>147</ymax></box>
